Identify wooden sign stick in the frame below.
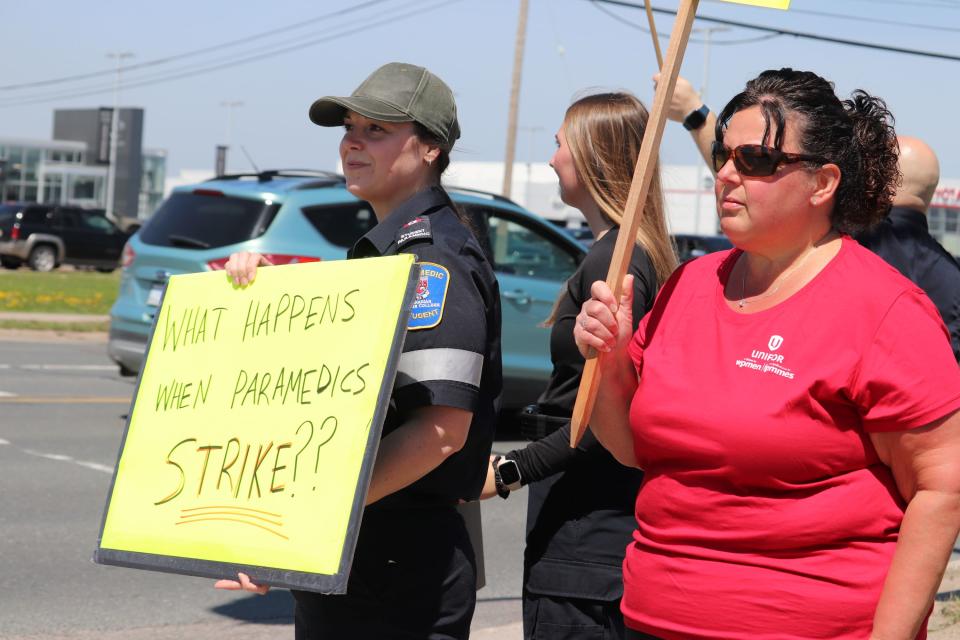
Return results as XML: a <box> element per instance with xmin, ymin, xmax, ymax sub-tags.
<box><xmin>644</xmin><ymin>0</ymin><xmax>664</xmax><ymax>68</ymax></box>
<box><xmin>570</xmin><ymin>0</ymin><xmax>701</xmax><ymax>447</ymax></box>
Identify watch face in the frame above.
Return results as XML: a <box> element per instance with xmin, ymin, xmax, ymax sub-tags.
<box><xmin>684</xmin><ymin>108</ymin><xmax>707</xmax><ymax>130</ymax></box>
<box><xmin>499</xmin><ymin>460</ymin><xmax>521</xmax><ymax>486</ymax></box>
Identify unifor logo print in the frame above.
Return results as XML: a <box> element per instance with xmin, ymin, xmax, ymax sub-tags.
<box><xmin>768</xmin><ymin>335</ymin><xmax>784</xmax><ymax>351</ymax></box>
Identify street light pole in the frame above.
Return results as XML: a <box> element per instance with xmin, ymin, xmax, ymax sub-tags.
<box><xmin>220</xmin><ymin>100</ymin><xmax>244</xmax><ymax>174</ymax></box>
<box><xmin>105</xmin><ymin>51</ymin><xmax>134</xmax><ymax>222</ymax></box>
<box><xmin>691</xmin><ymin>27</ymin><xmax>727</xmax><ymax>234</ymax></box>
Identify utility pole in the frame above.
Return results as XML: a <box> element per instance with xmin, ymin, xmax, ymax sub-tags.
<box><xmin>105</xmin><ymin>52</ymin><xmax>134</xmax><ymax>222</ymax></box>
<box><xmin>502</xmin><ymin>0</ymin><xmax>529</xmax><ymax>199</ymax></box>
<box><xmin>220</xmin><ymin>100</ymin><xmax>244</xmax><ymax>174</ymax></box>
<box><xmin>692</xmin><ymin>27</ymin><xmax>727</xmax><ymax>234</ymax></box>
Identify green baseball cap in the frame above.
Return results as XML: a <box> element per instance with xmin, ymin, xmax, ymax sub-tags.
<box><xmin>309</xmin><ymin>62</ymin><xmax>460</xmax><ymax>147</ymax></box>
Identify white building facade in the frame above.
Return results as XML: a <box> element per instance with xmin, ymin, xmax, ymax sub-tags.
<box><xmin>444</xmin><ymin>160</ymin><xmax>719</xmax><ymax>235</ymax></box>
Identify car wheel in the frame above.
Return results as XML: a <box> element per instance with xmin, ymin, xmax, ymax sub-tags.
<box><xmin>27</xmin><ymin>245</ymin><xmax>57</xmax><ymax>272</ymax></box>
<box><xmin>95</xmin><ymin>267</ymin><xmax>116</xmax><ymax>273</ymax></box>
<box><xmin>0</xmin><ymin>257</ymin><xmax>21</xmax><ymax>269</ymax></box>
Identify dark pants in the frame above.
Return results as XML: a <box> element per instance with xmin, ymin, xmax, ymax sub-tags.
<box><xmin>624</xmin><ymin>631</ymin><xmax>662</xmax><ymax>640</ymax></box>
<box><xmin>292</xmin><ymin>507</ymin><xmax>476</xmax><ymax>640</ymax></box>
<box><xmin>523</xmin><ymin>592</ymin><xmax>628</xmax><ymax>640</ymax></box>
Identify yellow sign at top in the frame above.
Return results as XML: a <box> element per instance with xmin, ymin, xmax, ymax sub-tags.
<box><xmin>96</xmin><ymin>255</ymin><xmax>417</xmax><ymax>593</ymax></box>
<box><xmin>718</xmin><ymin>0</ymin><xmax>790</xmax><ymax>9</ymax></box>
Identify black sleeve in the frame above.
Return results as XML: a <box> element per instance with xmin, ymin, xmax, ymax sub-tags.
<box><xmin>507</xmin><ymin>237</ymin><xmax>655</xmax><ymax>483</ymax></box>
<box><xmin>627</xmin><ymin>253</ymin><xmax>657</xmax><ymax>319</ymax></box>
<box><xmin>506</xmin><ymin>421</ymin><xmax>601</xmax><ymax>485</ymax></box>
<box><xmin>392</xmin><ymin>242</ymin><xmax>489</xmax><ymax>417</ymax></box>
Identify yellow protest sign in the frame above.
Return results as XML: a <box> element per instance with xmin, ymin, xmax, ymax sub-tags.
<box><xmin>95</xmin><ymin>255</ymin><xmax>418</xmax><ymax>593</ymax></box>
<box><xmin>718</xmin><ymin>0</ymin><xmax>790</xmax><ymax>8</ymax></box>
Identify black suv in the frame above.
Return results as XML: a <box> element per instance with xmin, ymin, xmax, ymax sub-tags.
<box><xmin>0</xmin><ymin>203</ymin><xmax>129</xmax><ymax>272</ymax></box>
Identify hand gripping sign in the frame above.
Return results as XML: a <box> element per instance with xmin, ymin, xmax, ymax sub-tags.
<box><xmin>570</xmin><ymin>0</ymin><xmax>790</xmax><ymax>446</ymax></box>
<box><xmin>94</xmin><ymin>255</ymin><xmax>419</xmax><ymax>593</ymax></box>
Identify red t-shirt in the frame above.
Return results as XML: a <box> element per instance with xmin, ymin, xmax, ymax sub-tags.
<box><xmin>624</xmin><ymin>236</ymin><xmax>960</xmax><ymax>640</ymax></box>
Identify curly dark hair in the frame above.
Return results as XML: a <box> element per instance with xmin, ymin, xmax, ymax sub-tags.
<box><xmin>715</xmin><ymin>68</ymin><xmax>900</xmax><ymax>234</ymax></box>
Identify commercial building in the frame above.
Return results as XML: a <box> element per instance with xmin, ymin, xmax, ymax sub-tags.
<box><xmin>0</xmin><ymin>107</ymin><xmax>166</xmax><ymax>226</ymax></box>
<box><xmin>930</xmin><ymin>181</ymin><xmax>960</xmax><ymax>256</ymax></box>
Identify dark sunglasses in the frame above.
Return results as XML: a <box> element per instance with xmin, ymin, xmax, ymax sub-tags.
<box><xmin>711</xmin><ymin>141</ymin><xmax>828</xmax><ymax>177</ymax></box>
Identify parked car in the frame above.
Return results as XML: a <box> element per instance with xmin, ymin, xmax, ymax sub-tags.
<box><xmin>673</xmin><ymin>233</ymin><xmax>733</xmax><ymax>263</ymax></box>
<box><xmin>562</xmin><ymin>225</ymin><xmax>595</xmax><ymax>248</ymax></box>
<box><xmin>0</xmin><ymin>203</ymin><xmax>128</xmax><ymax>272</ymax></box>
<box><xmin>107</xmin><ymin>170</ymin><xmax>586</xmax><ymax>410</ymax></box>
<box><xmin>562</xmin><ymin>226</ymin><xmax>732</xmax><ymax>263</ymax></box>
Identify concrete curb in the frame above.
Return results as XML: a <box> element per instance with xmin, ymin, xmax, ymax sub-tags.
<box><xmin>0</xmin><ymin>312</ymin><xmax>109</xmax><ymax>342</ymax></box>
<box><xmin>0</xmin><ymin>312</ymin><xmax>109</xmax><ymax>322</ymax></box>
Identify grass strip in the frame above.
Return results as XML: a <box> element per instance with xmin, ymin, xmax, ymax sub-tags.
<box><xmin>0</xmin><ymin>270</ymin><xmax>120</xmax><ymax>314</ymax></box>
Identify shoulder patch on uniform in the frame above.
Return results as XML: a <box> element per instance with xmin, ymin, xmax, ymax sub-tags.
<box><xmin>397</xmin><ymin>216</ymin><xmax>432</xmax><ymax>250</ymax></box>
<box><xmin>408</xmin><ymin>262</ymin><xmax>450</xmax><ymax>331</ymax></box>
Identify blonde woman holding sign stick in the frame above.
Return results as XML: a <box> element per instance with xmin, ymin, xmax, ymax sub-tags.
<box><xmin>574</xmin><ymin>68</ymin><xmax>960</xmax><ymax>639</ymax></box>
<box><xmin>480</xmin><ymin>92</ymin><xmax>676</xmax><ymax>639</ymax></box>
<box><xmin>217</xmin><ymin>62</ymin><xmax>502</xmax><ymax>640</ymax></box>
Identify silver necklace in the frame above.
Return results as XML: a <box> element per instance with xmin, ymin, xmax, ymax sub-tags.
<box><xmin>737</xmin><ymin>239</ymin><xmax>828</xmax><ymax>309</ymax></box>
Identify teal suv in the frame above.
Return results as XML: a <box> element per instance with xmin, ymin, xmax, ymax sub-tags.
<box><xmin>108</xmin><ymin>170</ymin><xmax>585</xmax><ymax>411</ymax></box>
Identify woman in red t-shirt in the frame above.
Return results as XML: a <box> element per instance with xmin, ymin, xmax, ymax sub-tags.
<box><xmin>574</xmin><ymin>68</ymin><xmax>960</xmax><ymax>640</ymax></box>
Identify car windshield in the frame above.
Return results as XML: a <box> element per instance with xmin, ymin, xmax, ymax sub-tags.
<box><xmin>300</xmin><ymin>203</ymin><xmax>376</xmax><ymax>249</ymax></box>
<box><xmin>138</xmin><ymin>192</ymin><xmax>279</xmax><ymax>249</ymax></box>
<box><xmin>0</xmin><ymin>205</ymin><xmax>20</xmax><ymax>225</ymax></box>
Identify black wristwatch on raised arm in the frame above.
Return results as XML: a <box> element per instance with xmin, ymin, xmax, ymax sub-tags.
<box><xmin>492</xmin><ymin>455</ymin><xmax>522</xmax><ymax>499</ymax></box>
<box><xmin>683</xmin><ymin>104</ymin><xmax>710</xmax><ymax>131</ymax></box>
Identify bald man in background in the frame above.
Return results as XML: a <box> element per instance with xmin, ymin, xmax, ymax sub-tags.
<box><xmin>856</xmin><ymin>136</ymin><xmax>960</xmax><ymax>361</ymax></box>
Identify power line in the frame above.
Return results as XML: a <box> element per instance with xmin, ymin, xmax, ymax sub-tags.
<box><xmin>592</xmin><ymin>1</ymin><xmax>780</xmax><ymax>45</ymax></box>
<box><xmin>590</xmin><ymin>0</ymin><xmax>960</xmax><ymax>63</ymax></box>
<box><xmin>0</xmin><ymin>0</ymin><xmax>460</xmax><ymax>108</ymax></box>
<box><xmin>840</xmin><ymin>0</ymin><xmax>960</xmax><ymax>9</ymax></box>
<box><xmin>0</xmin><ymin>0</ymin><xmax>438</xmax><ymax>104</ymax></box>
<box><xmin>0</xmin><ymin>0</ymin><xmax>394</xmax><ymax>92</ymax></box>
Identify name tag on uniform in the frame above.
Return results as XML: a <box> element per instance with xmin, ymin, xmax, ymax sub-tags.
<box><xmin>408</xmin><ymin>262</ymin><xmax>449</xmax><ymax>331</ymax></box>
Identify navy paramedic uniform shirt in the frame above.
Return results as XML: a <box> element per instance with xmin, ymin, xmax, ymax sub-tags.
<box><xmin>292</xmin><ymin>187</ymin><xmax>500</xmax><ymax>640</ymax></box>
<box><xmin>348</xmin><ymin>185</ymin><xmax>503</xmax><ymax>508</ymax></box>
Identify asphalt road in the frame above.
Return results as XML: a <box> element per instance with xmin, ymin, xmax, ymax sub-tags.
<box><xmin>0</xmin><ymin>337</ymin><xmax>529</xmax><ymax>639</ymax></box>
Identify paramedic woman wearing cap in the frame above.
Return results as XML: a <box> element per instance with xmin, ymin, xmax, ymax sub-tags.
<box><xmin>217</xmin><ymin>62</ymin><xmax>502</xmax><ymax>640</ymax></box>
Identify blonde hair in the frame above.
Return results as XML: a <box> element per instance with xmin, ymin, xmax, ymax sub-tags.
<box><xmin>565</xmin><ymin>92</ymin><xmax>676</xmax><ymax>285</ymax></box>
<box><xmin>545</xmin><ymin>92</ymin><xmax>677</xmax><ymax>326</ymax></box>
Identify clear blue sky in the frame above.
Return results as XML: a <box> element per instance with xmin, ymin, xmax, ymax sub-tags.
<box><xmin>3</xmin><ymin>0</ymin><xmax>959</xmax><ymax>178</ymax></box>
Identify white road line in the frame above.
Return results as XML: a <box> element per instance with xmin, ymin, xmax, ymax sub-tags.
<box><xmin>0</xmin><ymin>438</ymin><xmax>9</xmax><ymax>445</ymax></box>
<box><xmin>20</xmin><ymin>447</ymin><xmax>114</xmax><ymax>474</ymax></box>
<box><xmin>0</xmin><ymin>364</ymin><xmax>10</xmax><ymax>369</ymax></box>
<box><xmin>23</xmin><ymin>449</ymin><xmax>73</xmax><ymax>462</ymax></box>
<box><xmin>21</xmin><ymin>364</ymin><xmax>116</xmax><ymax>371</ymax></box>
<box><xmin>0</xmin><ymin>391</ymin><xmax>16</xmax><ymax>398</ymax></box>
<box><xmin>75</xmin><ymin>460</ymin><xmax>114</xmax><ymax>474</ymax></box>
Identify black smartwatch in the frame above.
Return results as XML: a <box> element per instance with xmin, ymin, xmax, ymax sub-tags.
<box><xmin>682</xmin><ymin>104</ymin><xmax>710</xmax><ymax>131</ymax></box>
<box><xmin>498</xmin><ymin>456</ymin><xmax>522</xmax><ymax>490</ymax></box>
<box><xmin>492</xmin><ymin>455</ymin><xmax>522</xmax><ymax>499</ymax></box>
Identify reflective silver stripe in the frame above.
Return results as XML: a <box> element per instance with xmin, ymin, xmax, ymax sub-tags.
<box><xmin>396</xmin><ymin>348</ymin><xmax>483</xmax><ymax>388</ymax></box>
